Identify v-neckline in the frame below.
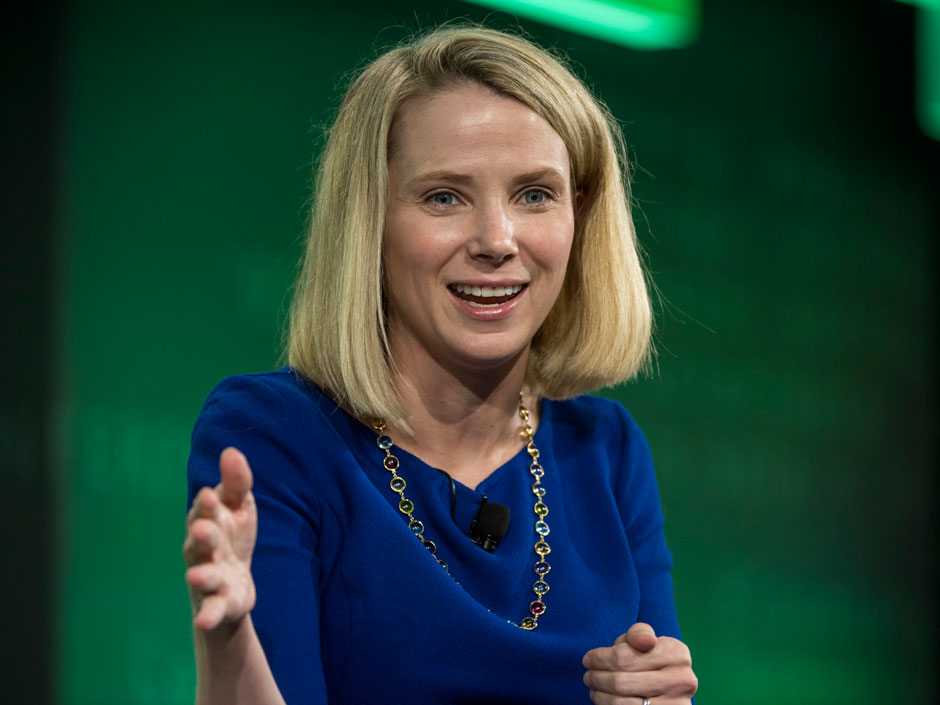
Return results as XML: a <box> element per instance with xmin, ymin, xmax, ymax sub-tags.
<box><xmin>315</xmin><ymin>389</ymin><xmax>552</xmax><ymax>496</ymax></box>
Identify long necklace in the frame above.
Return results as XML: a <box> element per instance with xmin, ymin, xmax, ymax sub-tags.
<box><xmin>370</xmin><ymin>394</ymin><xmax>552</xmax><ymax>630</ymax></box>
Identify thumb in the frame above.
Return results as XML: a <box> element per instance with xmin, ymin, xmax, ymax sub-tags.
<box><xmin>624</xmin><ymin>622</ymin><xmax>657</xmax><ymax>653</ymax></box>
<box><xmin>217</xmin><ymin>447</ymin><xmax>254</xmax><ymax>507</ymax></box>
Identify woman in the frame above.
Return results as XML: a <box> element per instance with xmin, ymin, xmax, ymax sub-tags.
<box><xmin>185</xmin><ymin>25</ymin><xmax>697</xmax><ymax>705</ymax></box>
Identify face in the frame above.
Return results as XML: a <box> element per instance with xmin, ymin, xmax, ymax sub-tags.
<box><xmin>383</xmin><ymin>82</ymin><xmax>575</xmax><ymax>377</ymax></box>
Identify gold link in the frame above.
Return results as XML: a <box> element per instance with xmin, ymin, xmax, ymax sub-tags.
<box><xmin>373</xmin><ymin>393</ymin><xmax>551</xmax><ymax>631</ymax></box>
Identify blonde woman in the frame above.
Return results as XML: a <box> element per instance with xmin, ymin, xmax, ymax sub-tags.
<box><xmin>184</xmin><ymin>26</ymin><xmax>697</xmax><ymax>705</ymax></box>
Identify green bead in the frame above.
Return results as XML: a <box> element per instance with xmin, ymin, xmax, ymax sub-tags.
<box><xmin>398</xmin><ymin>498</ymin><xmax>414</xmax><ymax>514</ymax></box>
<box><xmin>534</xmin><ymin>502</ymin><xmax>548</xmax><ymax>517</ymax></box>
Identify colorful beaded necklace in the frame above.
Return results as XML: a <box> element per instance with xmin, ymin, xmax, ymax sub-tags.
<box><xmin>370</xmin><ymin>394</ymin><xmax>552</xmax><ymax>630</ymax></box>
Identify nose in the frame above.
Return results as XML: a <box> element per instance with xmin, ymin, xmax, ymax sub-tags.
<box><xmin>468</xmin><ymin>203</ymin><xmax>518</xmax><ymax>265</ymax></box>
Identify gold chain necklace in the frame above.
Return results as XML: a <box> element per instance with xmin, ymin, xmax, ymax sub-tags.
<box><xmin>370</xmin><ymin>394</ymin><xmax>552</xmax><ymax>630</ymax></box>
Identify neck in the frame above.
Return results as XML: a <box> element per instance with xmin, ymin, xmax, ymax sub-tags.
<box><xmin>386</xmin><ymin>345</ymin><xmax>537</xmax><ymax>489</ymax></box>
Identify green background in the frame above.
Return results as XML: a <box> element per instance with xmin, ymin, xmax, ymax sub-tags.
<box><xmin>3</xmin><ymin>0</ymin><xmax>936</xmax><ymax>703</ymax></box>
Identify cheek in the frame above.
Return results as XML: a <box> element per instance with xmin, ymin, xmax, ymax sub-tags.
<box><xmin>383</xmin><ymin>219</ymin><xmax>449</xmax><ymax>297</ymax></box>
<box><xmin>385</xmin><ymin>212</ymin><xmax>463</xmax><ymax>281</ymax></box>
<box><xmin>535</xmin><ymin>219</ymin><xmax>575</xmax><ymax>274</ymax></box>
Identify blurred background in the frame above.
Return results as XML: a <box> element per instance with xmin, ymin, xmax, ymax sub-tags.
<box><xmin>3</xmin><ymin>0</ymin><xmax>937</xmax><ymax>703</ymax></box>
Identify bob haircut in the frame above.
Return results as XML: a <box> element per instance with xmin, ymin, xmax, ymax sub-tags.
<box><xmin>288</xmin><ymin>25</ymin><xmax>652</xmax><ymax>428</ymax></box>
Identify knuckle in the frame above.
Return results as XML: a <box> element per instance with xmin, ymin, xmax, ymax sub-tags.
<box><xmin>583</xmin><ymin>670</ymin><xmax>600</xmax><ymax>689</ymax></box>
<box><xmin>613</xmin><ymin>643</ymin><xmax>633</xmax><ymax>668</ymax></box>
<box><xmin>660</xmin><ymin>636</ymin><xmax>692</xmax><ymax>664</ymax></box>
<box><xmin>658</xmin><ymin>635</ymin><xmax>678</xmax><ymax>649</ymax></box>
<box><xmin>664</xmin><ymin>666</ymin><xmax>698</xmax><ymax>696</ymax></box>
<box><xmin>191</xmin><ymin>518</ymin><xmax>217</xmax><ymax>542</ymax></box>
<box><xmin>612</xmin><ymin>671</ymin><xmax>634</xmax><ymax>692</ymax></box>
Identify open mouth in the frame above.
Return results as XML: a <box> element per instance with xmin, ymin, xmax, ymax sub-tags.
<box><xmin>449</xmin><ymin>283</ymin><xmax>526</xmax><ymax>308</ymax></box>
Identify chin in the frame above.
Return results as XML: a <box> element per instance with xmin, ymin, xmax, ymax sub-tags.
<box><xmin>448</xmin><ymin>341</ymin><xmax>531</xmax><ymax>374</ymax></box>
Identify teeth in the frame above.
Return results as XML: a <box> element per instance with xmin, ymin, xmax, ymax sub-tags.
<box><xmin>452</xmin><ymin>284</ymin><xmax>523</xmax><ymax>297</ymax></box>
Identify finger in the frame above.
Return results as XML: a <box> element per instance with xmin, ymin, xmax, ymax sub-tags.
<box><xmin>188</xmin><ymin>486</ymin><xmax>221</xmax><ymax>525</ymax></box>
<box><xmin>194</xmin><ymin>594</ymin><xmax>228</xmax><ymax>631</ymax></box>
<box><xmin>217</xmin><ymin>447</ymin><xmax>253</xmax><ymax>507</ymax></box>
<box><xmin>587</xmin><ymin>690</ymin><xmax>647</xmax><ymax>705</ymax></box>
<box><xmin>586</xmin><ymin>634</ymin><xmax>692</xmax><ymax>673</ymax></box>
<box><xmin>182</xmin><ymin>518</ymin><xmax>220</xmax><ymax>565</ymax></box>
<box><xmin>624</xmin><ymin>623</ymin><xmax>657</xmax><ymax>653</ymax></box>
<box><xmin>185</xmin><ymin>563</ymin><xmax>223</xmax><ymax>594</ymax></box>
<box><xmin>586</xmin><ymin>664</ymin><xmax>698</xmax><ymax>699</ymax></box>
<box><xmin>584</xmin><ymin>666</ymin><xmax>670</xmax><ymax>695</ymax></box>
<box><xmin>584</xmin><ymin>641</ymin><xmax>643</xmax><ymax>670</ymax></box>
<box><xmin>583</xmin><ymin>666</ymin><xmax>675</xmax><ymax>697</ymax></box>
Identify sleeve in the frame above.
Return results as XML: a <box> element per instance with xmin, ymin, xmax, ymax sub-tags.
<box><xmin>614</xmin><ymin>407</ymin><xmax>683</xmax><ymax>641</ymax></box>
<box><xmin>187</xmin><ymin>374</ymin><xmax>328</xmax><ymax>705</ymax></box>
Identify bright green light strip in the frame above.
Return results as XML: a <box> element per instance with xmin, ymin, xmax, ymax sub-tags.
<box><xmin>895</xmin><ymin>0</ymin><xmax>940</xmax><ymax>140</ymax></box>
<box><xmin>916</xmin><ymin>5</ymin><xmax>940</xmax><ymax>140</ymax></box>
<box><xmin>459</xmin><ymin>0</ymin><xmax>698</xmax><ymax>50</ymax></box>
<box><xmin>894</xmin><ymin>0</ymin><xmax>940</xmax><ymax>9</ymax></box>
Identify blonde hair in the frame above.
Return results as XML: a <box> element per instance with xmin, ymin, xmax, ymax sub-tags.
<box><xmin>288</xmin><ymin>25</ymin><xmax>652</xmax><ymax>428</ymax></box>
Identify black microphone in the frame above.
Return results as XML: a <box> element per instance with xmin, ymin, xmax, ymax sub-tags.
<box><xmin>469</xmin><ymin>498</ymin><xmax>510</xmax><ymax>552</ymax></box>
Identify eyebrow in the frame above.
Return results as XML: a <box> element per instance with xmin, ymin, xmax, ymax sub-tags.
<box><xmin>409</xmin><ymin>170</ymin><xmax>474</xmax><ymax>186</ymax></box>
<box><xmin>408</xmin><ymin>167</ymin><xmax>568</xmax><ymax>188</ymax></box>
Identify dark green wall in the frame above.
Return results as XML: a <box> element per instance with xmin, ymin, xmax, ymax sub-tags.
<box><xmin>7</xmin><ymin>0</ymin><xmax>934</xmax><ymax>703</ymax></box>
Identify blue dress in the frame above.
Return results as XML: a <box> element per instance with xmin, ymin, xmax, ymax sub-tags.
<box><xmin>187</xmin><ymin>368</ymin><xmax>682</xmax><ymax>705</ymax></box>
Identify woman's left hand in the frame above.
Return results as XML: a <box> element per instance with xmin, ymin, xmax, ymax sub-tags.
<box><xmin>582</xmin><ymin>622</ymin><xmax>697</xmax><ymax>704</ymax></box>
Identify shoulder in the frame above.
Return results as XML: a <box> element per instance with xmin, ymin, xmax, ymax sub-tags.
<box><xmin>197</xmin><ymin>367</ymin><xmax>324</xmax><ymax>421</ymax></box>
<box><xmin>187</xmin><ymin>368</ymin><xmax>334</xmax><ymax>505</ymax></box>
<box><xmin>545</xmin><ymin>394</ymin><xmax>656</xmax><ymax>504</ymax></box>
<box><xmin>544</xmin><ymin>394</ymin><xmax>648</xmax><ymax>454</ymax></box>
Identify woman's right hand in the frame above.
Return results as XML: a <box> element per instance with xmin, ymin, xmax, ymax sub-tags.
<box><xmin>184</xmin><ymin>447</ymin><xmax>258</xmax><ymax>631</ymax></box>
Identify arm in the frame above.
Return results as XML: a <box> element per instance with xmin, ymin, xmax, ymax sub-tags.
<box><xmin>186</xmin><ymin>374</ymin><xmax>327</xmax><ymax>704</ymax></box>
<box><xmin>184</xmin><ymin>448</ymin><xmax>286</xmax><ymax>705</ymax></box>
<box><xmin>582</xmin><ymin>406</ymin><xmax>697</xmax><ymax>703</ymax></box>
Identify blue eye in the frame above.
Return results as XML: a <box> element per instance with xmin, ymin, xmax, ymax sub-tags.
<box><xmin>428</xmin><ymin>192</ymin><xmax>457</xmax><ymax>206</ymax></box>
<box><xmin>521</xmin><ymin>189</ymin><xmax>548</xmax><ymax>205</ymax></box>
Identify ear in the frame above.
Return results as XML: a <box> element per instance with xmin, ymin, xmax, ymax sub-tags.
<box><xmin>574</xmin><ymin>188</ymin><xmax>586</xmax><ymax>216</ymax></box>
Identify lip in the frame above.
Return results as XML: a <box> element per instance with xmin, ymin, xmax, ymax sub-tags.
<box><xmin>448</xmin><ymin>283</ymin><xmax>528</xmax><ymax>320</ymax></box>
<box><xmin>448</xmin><ymin>280</ymin><xmax>528</xmax><ymax>289</ymax></box>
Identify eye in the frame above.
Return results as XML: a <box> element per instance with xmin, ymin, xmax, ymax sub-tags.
<box><xmin>520</xmin><ymin>189</ymin><xmax>551</xmax><ymax>205</ymax></box>
<box><xmin>426</xmin><ymin>191</ymin><xmax>458</xmax><ymax>207</ymax></box>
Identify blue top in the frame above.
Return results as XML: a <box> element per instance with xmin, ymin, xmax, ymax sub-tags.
<box><xmin>187</xmin><ymin>368</ymin><xmax>681</xmax><ymax>705</ymax></box>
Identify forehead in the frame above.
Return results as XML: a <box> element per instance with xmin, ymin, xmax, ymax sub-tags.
<box><xmin>387</xmin><ymin>83</ymin><xmax>570</xmax><ymax>176</ymax></box>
